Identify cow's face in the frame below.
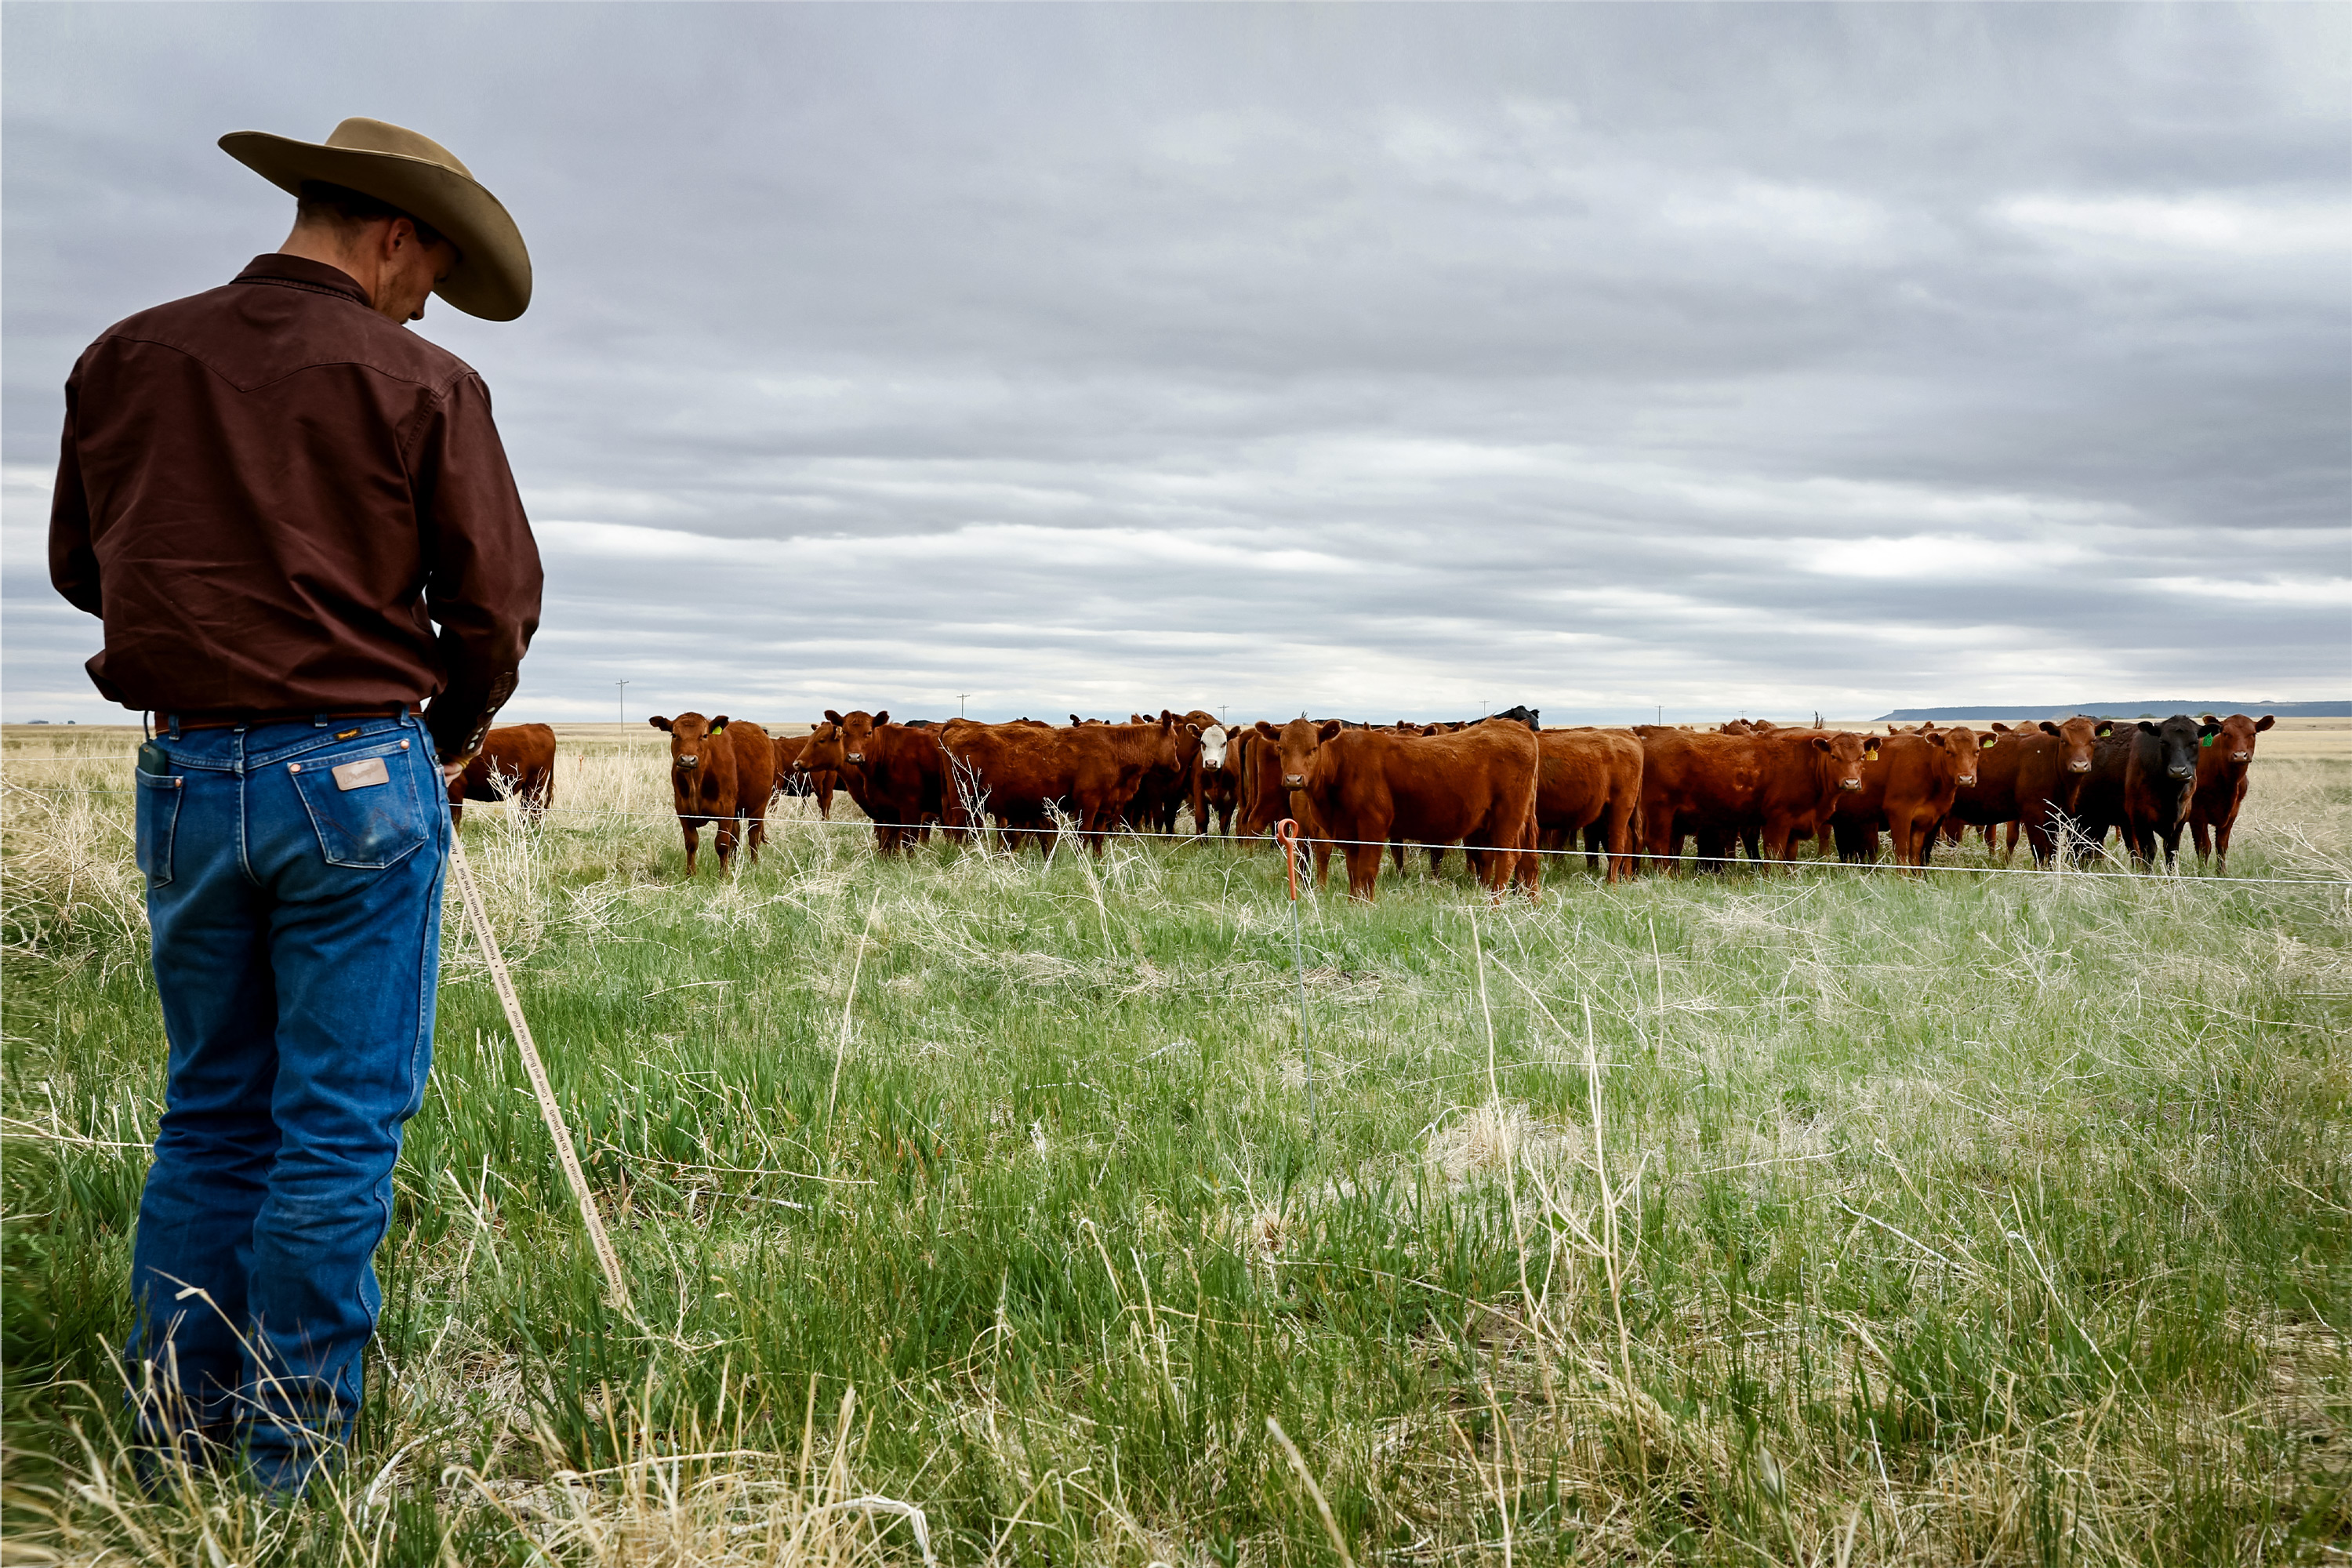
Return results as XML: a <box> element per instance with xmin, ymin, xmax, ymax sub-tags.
<box><xmin>651</xmin><ymin>713</ymin><xmax>726</xmax><ymax>774</ymax></box>
<box><xmin>1199</xmin><ymin>724</ymin><xmax>1231</xmax><ymax>770</ymax></box>
<box><xmin>822</xmin><ymin>709</ymin><xmax>887</xmax><ymax>764</ymax></box>
<box><xmin>1812</xmin><ymin>731</ymin><xmax>1875</xmax><ymax>790</ymax></box>
<box><xmin>2043</xmin><ymin>716</ymin><xmax>2101</xmax><ymax>774</ymax></box>
<box><xmin>1936</xmin><ymin>726</ymin><xmax>1991</xmax><ymax>786</ymax></box>
<box><xmin>800</xmin><ymin>720</ymin><xmax>848</xmax><ymax>774</ymax></box>
<box><xmin>2136</xmin><ymin>717</ymin><xmax>2203</xmax><ymax>782</ymax></box>
<box><xmin>2201</xmin><ymin>713</ymin><xmax>2271</xmax><ymax>764</ymax></box>
<box><xmin>1258</xmin><ymin>717</ymin><xmax>1341</xmax><ymax>791</ymax></box>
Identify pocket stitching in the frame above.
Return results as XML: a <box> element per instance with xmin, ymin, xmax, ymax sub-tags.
<box><xmin>289</xmin><ymin>744</ymin><xmax>430</xmax><ymax>869</ymax></box>
<box><xmin>135</xmin><ymin>770</ymin><xmax>183</xmax><ymax>887</ymax></box>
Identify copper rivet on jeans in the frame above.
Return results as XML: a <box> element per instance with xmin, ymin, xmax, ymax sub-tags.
<box><xmin>401</xmin><ymin>740</ymin><xmax>410</xmax><ymax>750</ymax></box>
<box><xmin>289</xmin><ymin>763</ymin><xmax>301</xmax><ymax>772</ymax></box>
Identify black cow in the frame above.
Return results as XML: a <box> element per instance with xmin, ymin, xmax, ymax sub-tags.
<box><xmin>1486</xmin><ymin>706</ymin><xmax>1541</xmax><ymax>731</ymax></box>
<box><xmin>2073</xmin><ymin>715</ymin><xmax>2218</xmax><ymax>871</ymax></box>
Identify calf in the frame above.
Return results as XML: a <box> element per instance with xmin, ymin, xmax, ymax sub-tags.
<box><xmin>1830</xmin><ymin>726</ymin><xmax>1988</xmax><ymax>866</ymax></box>
<box><xmin>1261</xmin><ymin>717</ymin><xmax>1540</xmax><ymax>902</ymax></box>
<box><xmin>1533</xmin><ymin>728</ymin><xmax>1642</xmax><ymax>882</ymax></box>
<box><xmin>800</xmin><ymin>710</ymin><xmax>948</xmax><ymax>852</ymax></box>
<box><xmin>2073</xmin><ymin>716</ymin><xmax>2216</xmax><ymax>870</ymax></box>
<box><xmin>2187</xmin><ymin>713</ymin><xmax>2274</xmax><ymax>875</ymax></box>
<box><xmin>939</xmin><ymin>717</ymin><xmax>1190</xmax><ymax>852</ymax></box>
<box><xmin>1192</xmin><ymin>723</ymin><xmax>1237</xmax><ymax>835</ymax></box>
<box><xmin>648</xmin><ymin>713</ymin><xmax>776</xmax><ymax>876</ymax></box>
<box><xmin>1637</xmin><ymin>729</ymin><xmax>1875</xmax><ymax>869</ymax></box>
<box><xmin>771</xmin><ymin>731</ymin><xmax>837</xmax><ymax>819</ymax></box>
<box><xmin>448</xmin><ymin>722</ymin><xmax>556</xmax><ymax>829</ymax></box>
<box><xmin>1935</xmin><ymin>716</ymin><xmax>2104</xmax><ymax>865</ymax></box>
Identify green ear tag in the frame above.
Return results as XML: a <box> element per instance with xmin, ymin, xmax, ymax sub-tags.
<box><xmin>2200</xmin><ymin>734</ymin><xmax>2214</xmax><ymax>747</ymax></box>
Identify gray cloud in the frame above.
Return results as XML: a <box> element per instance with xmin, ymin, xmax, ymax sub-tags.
<box><xmin>6</xmin><ymin>3</ymin><xmax>2346</xmax><ymax>724</ymax></box>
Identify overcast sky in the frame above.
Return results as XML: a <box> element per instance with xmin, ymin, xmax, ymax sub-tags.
<box><xmin>5</xmin><ymin>3</ymin><xmax>2346</xmax><ymax>724</ymax></box>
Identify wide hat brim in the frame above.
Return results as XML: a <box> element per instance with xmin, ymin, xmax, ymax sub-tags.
<box><xmin>220</xmin><ymin>126</ymin><xmax>531</xmax><ymax>321</ymax></box>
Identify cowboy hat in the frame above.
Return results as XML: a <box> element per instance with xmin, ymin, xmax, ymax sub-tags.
<box><xmin>219</xmin><ymin>117</ymin><xmax>531</xmax><ymax>321</ymax></box>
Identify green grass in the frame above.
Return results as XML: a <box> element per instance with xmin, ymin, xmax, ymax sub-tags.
<box><xmin>2</xmin><ymin>731</ymin><xmax>2348</xmax><ymax>1565</ymax></box>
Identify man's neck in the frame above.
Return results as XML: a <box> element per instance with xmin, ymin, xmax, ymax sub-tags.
<box><xmin>277</xmin><ymin>228</ymin><xmax>381</xmax><ymax>310</ymax></box>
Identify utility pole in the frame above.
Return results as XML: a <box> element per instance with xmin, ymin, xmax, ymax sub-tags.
<box><xmin>1656</xmin><ymin>705</ymin><xmax>1663</xmax><ymax>726</ymax></box>
<box><xmin>616</xmin><ymin>680</ymin><xmax>630</xmax><ymax>728</ymax></box>
<box><xmin>957</xmin><ymin>692</ymin><xmax>970</xmax><ymax>718</ymax></box>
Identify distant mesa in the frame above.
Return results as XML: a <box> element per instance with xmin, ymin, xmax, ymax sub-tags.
<box><xmin>1874</xmin><ymin>699</ymin><xmax>2350</xmax><ymax>720</ymax></box>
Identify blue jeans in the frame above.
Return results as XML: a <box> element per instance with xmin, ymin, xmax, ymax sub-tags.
<box><xmin>127</xmin><ymin>712</ymin><xmax>447</xmax><ymax>1495</ymax></box>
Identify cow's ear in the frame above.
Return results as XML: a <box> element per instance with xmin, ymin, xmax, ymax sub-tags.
<box><xmin>2256</xmin><ymin>714</ymin><xmax>2275</xmax><ymax>731</ymax></box>
<box><xmin>2136</xmin><ymin>720</ymin><xmax>2158</xmax><ymax>735</ymax></box>
<box><xmin>710</xmin><ymin>716</ymin><xmax>729</xmax><ymax>733</ymax></box>
<box><xmin>648</xmin><ymin>716</ymin><xmax>673</xmax><ymax>732</ymax></box>
<box><xmin>1862</xmin><ymin>737</ymin><xmax>1882</xmax><ymax>757</ymax></box>
<box><xmin>1318</xmin><ymin>720</ymin><xmax>1343</xmax><ymax>742</ymax></box>
<box><xmin>2200</xmin><ymin>714</ymin><xmax>2220</xmax><ymax>728</ymax></box>
<box><xmin>1254</xmin><ymin>720</ymin><xmax>1279</xmax><ymax>740</ymax></box>
<box><xmin>2094</xmin><ymin>720</ymin><xmax>2114</xmax><ymax>739</ymax></box>
<box><xmin>824</xmin><ymin>710</ymin><xmax>844</xmax><ymax>725</ymax></box>
<box><xmin>1811</xmin><ymin>735</ymin><xmax>1834</xmax><ymax>753</ymax></box>
<box><xmin>873</xmin><ymin>710</ymin><xmax>889</xmax><ymax>727</ymax></box>
<box><xmin>1980</xmin><ymin>732</ymin><xmax>1998</xmax><ymax>750</ymax></box>
<box><xmin>1185</xmin><ymin>723</ymin><xmax>1202</xmax><ymax>738</ymax></box>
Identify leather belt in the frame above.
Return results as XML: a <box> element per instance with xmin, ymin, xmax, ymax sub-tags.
<box><xmin>164</xmin><ymin>706</ymin><xmax>419</xmax><ymax>732</ymax></box>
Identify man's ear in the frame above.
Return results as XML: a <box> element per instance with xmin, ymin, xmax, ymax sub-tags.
<box><xmin>2256</xmin><ymin>715</ymin><xmax>2275</xmax><ymax>731</ymax></box>
<box><xmin>1254</xmin><ymin>720</ymin><xmax>1279</xmax><ymax>740</ymax></box>
<box><xmin>648</xmin><ymin>716</ymin><xmax>673</xmax><ymax>732</ymax></box>
<box><xmin>873</xmin><ymin>710</ymin><xmax>889</xmax><ymax>727</ymax></box>
<box><xmin>1317</xmin><ymin>720</ymin><xmax>1343</xmax><ymax>742</ymax></box>
<box><xmin>710</xmin><ymin>716</ymin><xmax>728</xmax><ymax>733</ymax></box>
<box><xmin>824</xmin><ymin>710</ymin><xmax>844</xmax><ymax>725</ymax></box>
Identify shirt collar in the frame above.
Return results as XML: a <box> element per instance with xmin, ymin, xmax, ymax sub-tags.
<box><xmin>232</xmin><ymin>254</ymin><xmax>372</xmax><ymax>310</ymax></box>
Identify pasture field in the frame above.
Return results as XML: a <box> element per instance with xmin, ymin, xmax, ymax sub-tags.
<box><xmin>2</xmin><ymin>725</ymin><xmax>2347</xmax><ymax>1566</ymax></box>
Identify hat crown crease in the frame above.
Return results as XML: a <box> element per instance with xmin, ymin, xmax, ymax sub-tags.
<box><xmin>322</xmin><ymin>118</ymin><xmax>474</xmax><ymax>180</ymax></box>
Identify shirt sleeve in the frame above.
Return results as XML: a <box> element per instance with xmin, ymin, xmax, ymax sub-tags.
<box><xmin>410</xmin><ymin>372</ymin><xmax>543</xmax><ymax>760</ymax></box>
<box><xmin>49</xmin><ymin>359</ymin><xmax>102</xmax><ymax>617</ymax></box>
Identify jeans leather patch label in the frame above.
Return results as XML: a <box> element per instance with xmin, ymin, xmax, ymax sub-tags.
<box><xmin>332</xmin><ymin>757</ymin><xmax>390</xmax><ymax>792</ymax></box>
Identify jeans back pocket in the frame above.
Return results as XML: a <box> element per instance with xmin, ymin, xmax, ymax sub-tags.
<box><xmin>289</xmin><ymin>741</ymin><xmax>430</xmax><ymax>869</ymax></box>
<box><xmin>134</xmin><ymin>768</ymin><xmax>183</xmax><ymax>886</ymax></box>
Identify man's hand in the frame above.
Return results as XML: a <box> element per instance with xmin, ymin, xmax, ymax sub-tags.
<box><xmin>441</xmin><ymin>758</ymin><xmax>470</xmax><ymax>785</ymax></box>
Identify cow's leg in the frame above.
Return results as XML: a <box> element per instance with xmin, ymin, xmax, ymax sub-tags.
<box><xmin>679</xmin><ymin>815</ymin><xmax>701</xmax><ymax>876</ymax></box>
<box><xmin>1312</xmin><ymin>835</ymin><xmax>1336</xmax><ymax>889</ymax></box>
<box><xmin>1390</xmin><ymin>838</ymin><xmax>1405</xmax><ymax>873</ymax></box>
<box><xmin>744</xmin><ymin>801</ymin><xmax>768</xmax><ymax>866</ymax></box>
<box><xmin>2189</xmin><ymin>815</ymin><xmax>2212</xmax><ymax>866</ymax></box>
<box><xmin>2212</xmin><ymin>815</ymin><xmax>2235</xmax><ymax>877</ymax></box>
<box><xmin>1343</xmin><ymin>840</ymin><xmax>1382</xmax><ymax>901</ymax></box>
<box><xmin>713</xmin><ymin>812</ymin><xmax>739</xmax><ymax>875</ymax></box>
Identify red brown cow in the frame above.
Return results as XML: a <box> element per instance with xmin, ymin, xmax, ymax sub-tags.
<box><xmin>1828</xmin><ymin>726</ymin><xmax>1988</xmax><ymax>866</ymax></box>
<box><xmin>2187</xmin><ymin>713</ymin><xmax>2274</xmax><ymax>874</ymax></box>
<box><xmin>648</xmin><ymin>713</ymin><xmax>776</xmax><ymax>876</ymax></box>
<box><xmin>447</xmin><ymin>722</ymin><xmax>556</xmax><ymax>829</ymax></box>
<box><xmin>1235</xmin><ymin>723</ymin><xmax>1293</xmax><ymax>839</ymax></box>
<box><xmin>1122</xmin><ymin>710</ymin><xmax>1207</xmax><ymax>834</ymax></box>
<box><xmin>771</xmin><ymin>731</ymin><xmax>837</xmax><ymax>819</ymax></box>
<box><xmin>799</xmin><ymin>711</ymin><xmax>949</xmax><ymax>853</ymax></box>
<box><xmin>1637</xmin><ymin>728</ymin><xmax>1875</xmax><ymax>869</ymax></box>
<box><xmin>1533</xmin><ymin>728</ymin><xmax>1642</xmax><ymax>882</ymax></box>
<box><xmin>1934</xmin><ymin>716</ymin><xmax>2105</xmax><ymax>865</ymax></box>
<box><xmin>1259</xmin><ymin>717</ymin><xmax>1540</xmax><ymax>902</ymax></box>
<box><xmin>939</xmin><ymin>717</ymin><xmax>1190</xmax><ymax>852</ymax></box>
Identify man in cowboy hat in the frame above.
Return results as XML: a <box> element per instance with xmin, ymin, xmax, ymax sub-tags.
<box><xmin>49</xmin><ymin>118</ymin><xmax>543</xmax><ymax>1497</ymax></box>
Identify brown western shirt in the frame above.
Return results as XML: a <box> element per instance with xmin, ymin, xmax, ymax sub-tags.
<box><xmin>49</xmin><ymin>253</ymin><xmax>542</xmax><ymax>760</ymax></box>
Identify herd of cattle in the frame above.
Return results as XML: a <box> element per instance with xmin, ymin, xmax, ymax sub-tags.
<box><xmin>448</xmin><ymin>706</ymin><xmax>2277</xmax><ymax>898</ymax></box>
<box><xmin>449</xmin><ymin>710</ymin><xmax>2267</xmax><ymax>902</ymax></box>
